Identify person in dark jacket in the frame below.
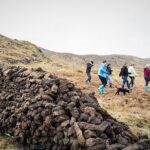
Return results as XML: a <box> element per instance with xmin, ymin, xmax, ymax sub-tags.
<box><xmin>107</xmin><ymin>64</ymin><xmax>113</xmax><ymax>88</ymax></box>
<box><xmin>85</xmin><ymin>61</ymin><xmax>93</xmax><ymax>83</ymax></box>
<box><xmin>119</xmin><ymin>63</ymin><xmax>130</xmax><ymax>90</ymax></box>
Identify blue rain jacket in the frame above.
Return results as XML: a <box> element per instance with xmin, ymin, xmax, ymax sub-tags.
<box><xmin>98</xmin><ymin>63</ymin><xmax>107</xmax><ymax>78</ymax></box>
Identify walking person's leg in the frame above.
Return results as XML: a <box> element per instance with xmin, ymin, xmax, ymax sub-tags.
<box><xmin>85</xmin><ymin>73</ymin><xmax>88</xmax><ymax>82</ymax></box>
<box><xmin>129</xmin><ymin>76</ymin><xmax>134</xmax><ymax>89</ymax></box>
<box><xmin>148</xmin><ymin>78</ymin><xmax>150</xmax><ymax>91</ymax></box>
<box><xmin>145</xmin><ymin>78</ymin><xmax>148</xmax><ymax>86</ymax></box>
<box><xmin>144</xmin><ymin>78</ymin><xmax>149</xmax><ymax>91</ymax></box>
<box><xmin>86</xmin><ymin>73</ymin><xmax>90</xmax><ymax>83</ymax></box>
<box><xmin>132</xmin><ymin>76</ymin><xmax>135</xmax><ymax>88</ymax></box>
<box><xmin>89</xmin><ymin>73</ymin><xmax>91</xmax><ymax>82</ymax></box>
<box><xmin>102</xmin><ymin>77</ymin><xmax>107</xmax><ymax>93</ymax></box>
<box><xmin>103</xmin><ymin>78</ymin><xmax>107</xmax><ymax>87</ymax></box>
<box><xmin>126</xmin><ymin>78</ymin><xmax>130</xmax><ymax>90</ymax></box>
<box><xmin>108</xmin><ymin>75</ymin><xmax>112</xmax><ymax>87</ymax></box>
<box><xmin>121</xmin><ymin>76</ymin><xmax>126</xmax><ymax>89</ymax></box>
<box><xmin>129</xmin><ymin>76</ymin><xmax>132</xmax><ymax>85</ymax></box>
<box><xmin>98</xmin><ymin>76</ymin><xmax>107</xmax><ymax>94</ymax></box>
<box><xmin>129</xmin><ymin>76</ymin><xmax>132</xmax><ymax>88</ymax></box>
<box><xmin>98</xmin><ymin>76</ymin><xmax>103</xmax><ymax>94</ymax></box>
<box><xmin>122</xmin><ymin>76</ymin><xmax>130</xmax><ymax>90</ymax></box>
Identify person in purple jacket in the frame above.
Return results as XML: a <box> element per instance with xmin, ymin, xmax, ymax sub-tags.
<box><xmin>144</xmin><ymin>64</ymin><xmax>150</xmax><ymax>91</ymax></box>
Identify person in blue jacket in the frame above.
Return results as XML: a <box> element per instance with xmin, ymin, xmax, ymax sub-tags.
<box><xmin>98</xmin><ymin>60</ymin><xmax>108</xmax><ymax>94</ymax></box>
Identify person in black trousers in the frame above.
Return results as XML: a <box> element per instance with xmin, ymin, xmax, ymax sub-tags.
<box><xmin>119</xmin><ymin>63</ymin><xmax>131</xmax><ymax>90</ymax></box>
<box><xmin>85</xmin><ymin>61</ymin><xmax>93</xmax><ymax>83</ymax></box>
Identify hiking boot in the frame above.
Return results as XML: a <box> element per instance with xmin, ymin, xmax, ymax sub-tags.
<box><xmin>102</xmin><ymin>86</ymin><xmax>105</xmax><ymax>94</ymax></box>
<box><xmin>129</xmin><ymin>88</ymin><xmax>133</xmax><ymax>92</ymax></box>
<box><xmin>144</xmin><ymin>86</ymin><xmax>149</xmax><ymax>91</ymax></box>
<box><xmin>98</xmin><ymin>85</ymin><xmax>104</xmax><ymax>94</ymax></box>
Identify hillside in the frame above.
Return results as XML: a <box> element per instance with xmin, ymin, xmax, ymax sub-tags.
<box><xmin>0</xmin><ymin>35</ymin><xmax>149</xmax><ymax>70</ymax></box>
<box><xmin>42</xmin><ymin>49</ymin><xmax>149</xmax><ymax>70</ymax></box>
<box><xmin>0</xmin><ymin>35</ymin><xmax>44</xmax><ymax>66</ymax></box>
<box><xmin>81</xmin><ymin>54</ymin><xmax>149</xmax><ymax>69</ymax></box>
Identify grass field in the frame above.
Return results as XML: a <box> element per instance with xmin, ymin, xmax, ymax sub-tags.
<box><xmin>0</xmin><ymin>35</ymin><xmax>149</xmax><ymax>149</ymax></box>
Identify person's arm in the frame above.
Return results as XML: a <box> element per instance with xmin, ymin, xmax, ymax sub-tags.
<box><xmin>119</xmin><ymin>68</ymin><xmax>122</xmax><ymax>77</ymax></box>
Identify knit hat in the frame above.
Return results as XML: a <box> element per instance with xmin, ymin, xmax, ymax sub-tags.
<box><xmin>145</xmin><ymin>64</ymin><xmax>150</xmax><ymax>68</ymax></box>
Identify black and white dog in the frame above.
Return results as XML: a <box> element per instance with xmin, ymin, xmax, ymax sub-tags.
<box><xmin>115</xmin><ymin>88</ymin><xmax>130</xmax><ymax>95</ymax></box>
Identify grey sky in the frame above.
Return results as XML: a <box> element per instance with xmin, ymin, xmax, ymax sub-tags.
<box><xmin>0</xmin><ymin>0</ymin><xmax>150</xmax><ymax>58</ymax></box>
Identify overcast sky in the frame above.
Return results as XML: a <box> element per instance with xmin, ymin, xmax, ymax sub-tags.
<box><xmin>0</xmin><ymin>0</ymin><xmax>150</xmax><ymax>58</ymax></box>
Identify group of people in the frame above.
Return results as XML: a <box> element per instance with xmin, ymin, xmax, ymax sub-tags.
<box><xmin>85</xmin><ymin>60</ymin><xmax>150</xmax><ymax>94</ymax></box>
<box><xmin>119</xmin><ymin>63</ymin><xmax>137</xmax><ymax>90</ymax></box>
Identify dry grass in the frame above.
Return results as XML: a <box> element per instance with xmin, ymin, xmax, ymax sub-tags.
<box><xmin>0</xmin><ymin>136</ymin><xmax>18</xmax><ymax>150</ymax></box>
<box><xmin>0</xmin><ymin>35</ymin><xmax>150</xmax><ymax>147</ymax></box>
<box><xmin>108</xmin><ymin>110</ymin><xmax>150</xmax><ymax>138</ymax></box>
<box><xmin>0</xmin><ymin>35</ymin><xmax>43</xmax><ymax>66</ymax></box>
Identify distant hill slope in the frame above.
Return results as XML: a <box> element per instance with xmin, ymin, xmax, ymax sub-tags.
<box><xmin>145</xmin><ymin>58</ymin><xmax>150</xmax><ymax>62</ymax></box>
<box><xmin>42</xmin><ymin>49</ymin><xmax>149</xmax><ymax>70</ymax></box>
<box><xmin>0</xmin><ymin>34</ymin><xmax>149</xmax><ymax>69</ymax></box>
<box><xmin>0</xmin><ymin>35</ymin><xmax>44</xmax><ymax>65</ymax></box>
<box><xmin>81</xmin><ymin>54</ymin><xmax>149</xmax><ymax>69</ymax></box>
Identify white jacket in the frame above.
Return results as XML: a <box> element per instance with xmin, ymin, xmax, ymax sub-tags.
<box><xmin>128</xmin><ymin>66</ymin><xmax>137</xmax><ymax>77</ymax></box>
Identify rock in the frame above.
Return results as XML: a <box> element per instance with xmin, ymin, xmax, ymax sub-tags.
<box><xmin>84</xmin><ymin>106</ymin><xmax>96</xmax><ymax>116</ymax></box>
<box><xmin>51</xmin><ymin>84</ymin><xmax>58</xmax><ymax>93</ymax></box>
<box><xmin>99</xmin><ymin>121</ymin><xmax>111</xmax><ymax>132</ymax></box>
<box><xmin>74</xmin><ymin>122</ymin><xmax>85</xmax><ymax>146</ymax></box>
<box><xmin>107</xmin><ymin>143</ymin><xmax>126</xmax><ymax>150</ymax></box>
<box><xmin>88</xmin><ymin>116</ymin><xmax>102</xmax><ymax>124</ymax></box>
<box><xmin>84</xmin><ymin>130</ymin><xmax>97</xmax><ymax>139</ymax></box>
<box><xmin>123</xmin><ymin>144</ymin><xmax>139</xmax><ymax>150</ymax></box>
<box><xmin>85</xmin><ymin>138</ymin><xmax>106</xmax><ymax>147</ymax></box>
<box><xmin>0</xmin><ymin>66</ymin><xmax>149</xmax><ymax>150</ymax></box>
<box><xmin>61</xmin><ymin>120</ymin><xmax>70</xmax><ymax>128</ymax></box>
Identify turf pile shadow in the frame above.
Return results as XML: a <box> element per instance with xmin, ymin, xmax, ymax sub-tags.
<box><xmin>0</xmin><ymin>66</ymin><xmax>149</xmax><ymax>150</ymax></box>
